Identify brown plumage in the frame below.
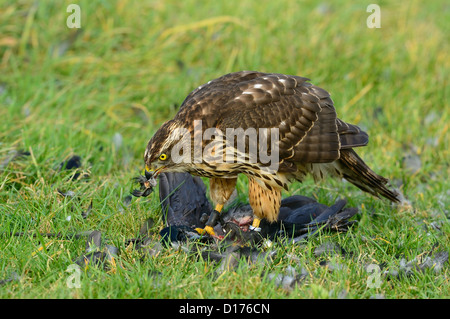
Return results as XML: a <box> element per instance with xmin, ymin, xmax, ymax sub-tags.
<box><xmin>144</xmin><ymin>71</ymin><xmax>403</xmax><ymax>227</ymax></box>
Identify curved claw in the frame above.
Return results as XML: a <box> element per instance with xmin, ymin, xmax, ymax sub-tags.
<box><xmin>195</xmin><ymin>225</ymin><xmax>216</xmax><ymax>236</ymax></box>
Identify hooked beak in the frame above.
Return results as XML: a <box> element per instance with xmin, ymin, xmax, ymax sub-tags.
<box><xmin>144</xmin><ymin>164</ymin><xmax>165</xmax><ymax>186</ymax></box>
<box><xmin>144</xmin><ymin>165</ymin><xmax>154</xmax><ymax>180</ymax></box>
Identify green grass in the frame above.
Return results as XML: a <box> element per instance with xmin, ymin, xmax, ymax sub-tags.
<box><xmin>0</xmin><ymin>0</ymin><xmax>448</xmax><ymax>299</ymax></box>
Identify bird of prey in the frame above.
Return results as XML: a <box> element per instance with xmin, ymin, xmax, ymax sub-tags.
<box><xmin>144</xmin><ymin>71</ymin><xmax>403</xmax><ymax>237</ymax></box>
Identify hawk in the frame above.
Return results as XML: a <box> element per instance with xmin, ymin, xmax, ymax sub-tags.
<box><xmin>144</xmin><ymin>71</ymin><xmax>403</xmax><ymax>236</ymax></box>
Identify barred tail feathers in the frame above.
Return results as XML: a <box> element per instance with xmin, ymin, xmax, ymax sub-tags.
<box><xmin>336</xmin><ymin>149</ymin><xmax>405</xmax><ymax>203</ymax></box>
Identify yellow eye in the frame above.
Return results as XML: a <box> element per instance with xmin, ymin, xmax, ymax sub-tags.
<box><xmin>159</xmin><ymin>153</ymin><xmax>167</xmax><ymax>161</ymax></box>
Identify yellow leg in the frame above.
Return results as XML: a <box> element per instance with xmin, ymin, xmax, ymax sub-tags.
<box><xmin>249</xmin><ymin>217</ymin><xmax>262</xmax><ymax>232</ymax></box>
<box><xmin>195</xmin><ymin>204</ymin><xmax>224</xmax><ymax>236</ymax></box>
<box><xmin>196</xmin><ymin>225</ymin><xmax>215</xmax><ymax>236</ymax></box>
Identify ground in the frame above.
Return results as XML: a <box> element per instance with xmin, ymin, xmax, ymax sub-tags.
<box><xmin>0</xmin><ymin>0</ymin><xmax>448</xmax><ymax>298</ymax></box>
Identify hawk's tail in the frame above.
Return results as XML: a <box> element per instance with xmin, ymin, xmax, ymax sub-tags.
<box><xmin>336</xmin><ymin>149</ymin><xmax>407</xmax><ymax>204</ymax></box>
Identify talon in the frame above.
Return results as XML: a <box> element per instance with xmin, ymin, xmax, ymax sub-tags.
<box><xmin>195</xmin><ymin>204</ymin><xmax>225</xmax><ymax>237</ymax></box>
<box><xmin>195</xmin><ymin>225</ymin><xmax>215</xmax><ymax>236</ymax></box>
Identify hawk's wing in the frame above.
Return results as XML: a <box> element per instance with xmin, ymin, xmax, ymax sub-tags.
<box><xmin>175</xmin><ymin>71</ymin><xmax>364</xmax><ymax>165</ymax></box>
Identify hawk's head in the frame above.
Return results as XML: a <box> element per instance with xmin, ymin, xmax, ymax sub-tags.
<box><xmin>144</xmin><ymin>120</ymin><xmax>190</xmax><ymax>177</ymax></box>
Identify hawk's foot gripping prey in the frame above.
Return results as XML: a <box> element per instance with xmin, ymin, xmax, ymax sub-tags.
<box><xmin>194</xmin><ymin>204</ymin><xmax>223</xmax><ymax>237</ymax></box>
<box><xmin>143</xmin><ymin>71</ymin><xmax>406</xmax><ymax>235</ymax></box>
